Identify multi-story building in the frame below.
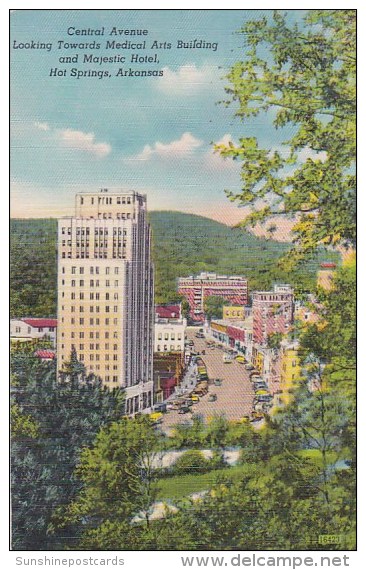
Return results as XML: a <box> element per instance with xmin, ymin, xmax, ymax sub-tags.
<box><xmin>252</xmin><ymin>284</ymin><xmax>294</xmax><ymax>346</ymax></box>
<box><xmin>279</xmin><ymin>342</ymin><xmax>301</xmax><ymax>405</ymax></box>
<box><xmin>223</xmin><ymin>306</ymin><xmax>248</xmax><ymax>320</ymax></box>
<box><xmin>57</xmin><ymin>189</ymin><xmax>154</xmax><ymax>414</ymax></box>
<box><xmin>154</xmin><ymin>319</ymin><xmax>186</xmax><ymax>353</ymax></box>
<box><xmin>178</xmin><ymin>272</ymin><xmax>248</xmax><ymax>322</ymax></box>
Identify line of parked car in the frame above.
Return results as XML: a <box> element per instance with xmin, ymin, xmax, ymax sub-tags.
<box><xmin>249</xmin><ymin>372</ymin><xmax>273</xmax><ymax>422</ymax></box>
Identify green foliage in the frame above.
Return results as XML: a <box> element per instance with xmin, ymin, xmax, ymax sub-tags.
<box><xmin>11</xmin><ymin>348</ymin><xmax>124</xmax><ymax>550</ymax></box>
<box><xmin>301</xmin><ymin>259</ymin><xmax>356</xmax><ymax>396</ymax></box>
<box><xmin>203</xmin><ymin>296</ymin><xmax>229</xmax><ymax>321</ymax></box>
<box><xmin>10</xmin><ymin>214</ymin><xmax>339</xmax><ymax>316</ymax></box>
<box><xmin>267</xmin><ymin>332</ymin><xmax>284</xmax><ymax>350</ymax></box>
<box><xmin>173</xmin><ymin>450</ymin><xmax>211</xmax><ymax>476</ymax></box>
<box><xmin>10</xmin><ymin>219</ymin><xmax>57</xmax><ymax>317</ymax></box>
<box><xmin>55</xmin><ymin>416</ymin><xmax>162</xmax><ymax>547</ymax></box>
<box><xmin>11</xmin><ymin>403</ymin><xmax>39</xmax><ymax>440</ymax></box>
<box><xmin>218</xmin><ymin>10</ymin><xmax>355</xmax><ymax>264</ymax></box>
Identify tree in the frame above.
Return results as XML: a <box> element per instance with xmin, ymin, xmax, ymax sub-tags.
<box><xmin>56</xmin><ymin>416</ymin><xmax>162</xmax><ymax>548</ymax></box>
<box><xmin>173</xmin><ymin>450</ymin><xmax>210</xmax><ymax>476</ymax></box>
<box><xmin>204</xmin><ymin>295</ymin><xmax>230</xmax><ymax>320</ymax></box>
<box><xmin>11</xmin><ymin>348</ymin><xmax>124</xmax><ymax>550</ymax></box>
<box><xmin>216</xmin><ymin>10</ymin><xmax>356</xmax><ymax>265</ymax></box>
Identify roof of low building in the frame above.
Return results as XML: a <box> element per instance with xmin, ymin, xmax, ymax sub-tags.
<box><xmin>22</xmin><ymin>318</ymin><xmax>57</xmax><ymax>328</ymax></box>
<box><xmin>155</xmin><ymin>305</ymin><xmax>181</xmax><ymax>319</ymax></box>
<box><xmin>34</xmin><ymin>350</ymin><xmax>56</xmax><ymax>359</ymax></box>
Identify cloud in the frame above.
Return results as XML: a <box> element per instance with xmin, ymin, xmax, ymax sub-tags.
<box><xmin>32</xmin><ymin>122</ymin><xmax>111</xmax><ymax>158</ymax></box>
<box><xmin>133</xmin><ymin>132</ymin><xmax>203</xmax><ymax>161</ymax></box>
<box><xmin>34</xmin><ymin>121</ymin><xmax>50</xmax><ymax>131</ymax></box>
<box><xmin>156</xmin><ymin>64</ymin><xmax>219</xmax><ymax>94</ymax></box>
<box><xmin>270</xmin><ymin>144</ymin><xmax>327</xmax><ymax>163</ymax></box>
<box><xmin>204</xmin><ymin>134</ymin><xmax>241</xmax><ymax>171</ymax></box>
<box><xmin>297</xmin><ymin>146</ymin><xmax>327</xmax><ymax>163</ymax></box>
<box><xmin>57</xmin><ymin>128</ymin><xmax>111</xmax><ymax>158</ymax></box>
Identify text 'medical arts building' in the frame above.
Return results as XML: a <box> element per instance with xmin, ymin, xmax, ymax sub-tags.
<box><xmin>178</xmin><ymin>272</ymin><xmax>248</xmax><ymax>322</ymax></box>
<box><xmin>57</xmin><ymin>189</ymin><xmax>154</xmax><ymax>414</ymax></box>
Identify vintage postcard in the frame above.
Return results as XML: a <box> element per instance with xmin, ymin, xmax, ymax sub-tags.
<box><xmin>10</xmin><ymin>8</ymin><xmax>356</xmax><ymax>558</ymax></box>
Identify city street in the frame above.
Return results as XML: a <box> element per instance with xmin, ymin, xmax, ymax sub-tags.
<box><xmin>160</xmin><ymin>326</ymin><xmax>255</xmax><ymax>429</ymax></box>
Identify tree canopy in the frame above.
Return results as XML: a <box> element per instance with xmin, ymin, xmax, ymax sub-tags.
<box><xmin>216</xmin><ymin>10</ymin><xmax>356</xmax><ymax>265</ymax></box>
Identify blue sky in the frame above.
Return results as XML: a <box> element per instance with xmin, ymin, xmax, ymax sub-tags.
<box><xmin>11</xmin><ymin>9</ymin><xmax>303</xmax><ymax>228</ymax></box>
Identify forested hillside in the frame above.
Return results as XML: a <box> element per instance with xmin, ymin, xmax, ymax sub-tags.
<box><xmin>10</xmin><ymin>213</ymin><xmax>338</xmax><ymax>317</ymax></box>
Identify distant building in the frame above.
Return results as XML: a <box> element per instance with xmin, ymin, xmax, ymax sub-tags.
<box><xmin>153</xmin><ymin>352</ymin><xmax>185</xmax><ymax>402</ymax></box>
<box><xmin>154</xmin><ymin>318</ymin><xmax>186</xmax><ymax>353</ymax></box>
<box><xmin>57</xmin><ymin>190</ymin><xmax>154</xmax><ymax>415</ymax></box>
<box><xmin>155</xmin><ymin>304</ymin><xmax>181</xmax><ymax>320</ymax></box>
<box><xmin>223</xmin><ymin>306</ymin><xmax>247</xmax><ymax>320</ymax></box>
<box><xmin>252</xmin><ymin>284</ymin><xmax>294</xmax><ymax>346</ymax></box>
<box><xmin>279</xmin><ymin>342</ymin><xmax>301</xmax><ymax>405</ymax></box>
<box><xmin>178</xmin><ymin>272</ymin><xmax>248</xmax><ymax>322</ymax></box>
<box><xmin>34</xmin><ymin>349</ymin><xmax>56</xmax><ymax>361</ymax></box>
<box><xmin>10</xmin><ymin>318</ymin><xmax>57</xmax><ymax>347</ymax></box>
<box><xmin>208</xmin><ymin>317</ymin><xmax>253</xmax><ymax>359</ymax></box>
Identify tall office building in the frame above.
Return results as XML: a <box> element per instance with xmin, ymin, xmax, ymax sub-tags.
<box><xmin>57</xmin><ymin>189</ymin><xmax>154</xmax><ymax>414</ymax></box>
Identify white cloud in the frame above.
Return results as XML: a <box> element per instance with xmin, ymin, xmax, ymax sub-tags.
<box><xmin>57</xmin><ymin>128</ymin><xmax>111</xmax><ymax>158</ymax></box>
<box><xmin>297</xmin><ymin>146</ymin><xmax>327</xmax><ymax>163</ymax></box>
<box><xmin>270</xmin><ymin>144</ymin><xmax>327</xmax><ymax>163</ymax></box>
<box><xmin>204</xmin><ymin>134</ymin><xmax>240</xmax><ymax>171</ymax></box>
<box><xmin>156</xmin><ymin>64</ymin><xmax>218</xmax><ymax>94</ymax></box>
<box><xmin>32</xmin><ymin>122</ymin><xmax>111</xmax><ymax>158</ymax></box>
<box><xmin>134</xmin><ymin>132</ymin><xmax>203</xmax><ymax>161</ymax></box>
<box><xmin>34</xmin><ymin>121</ymin><xmax>50</xmax><ymax>131</ymax></box>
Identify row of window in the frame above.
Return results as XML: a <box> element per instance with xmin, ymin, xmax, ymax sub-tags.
<box><xmin>156</xmin><ymin>345</ymin><xmax>183</xmax><ymax>352</ymax></box>
<box><xmin>61</xmin><ymin>331</ymin><xmax>118</xmax><ymax>339</ymax></box>
<box><xmin>62</xmin><ymin>342</ymin><xmax>119</xmax><ymax>351</ymax></box>
<box><xmin>156</xmin><ymin>332</ymin><xmax>183</xmax><ymax>341</ymax></box>
<box><xmin>63</xmin><ymin>279</ymin><xmax>120</xmax><ymax>287</ymax></box>
<box><xmin>61</xmin><ymin>305</ymin><xmax>119</xmax><ymax>313</ymax></box>
<box><xmin>66</xmin><ymin>292</ymin><xmax>119</xmax><ymax>300</ymax></box>
<box><xmin>79</xmin><ymin>195</ymin><xmax>133</xmax><ymax>206</ymax></box>
<box><xmin>61</xmin><ymin>252</ymin><xmax>127</xmax><ymax>259</ymax></box>
<box><xmin>60</xmin><ymin>317</ymin><xmax>118</xmax><ymax>325</ymax></box>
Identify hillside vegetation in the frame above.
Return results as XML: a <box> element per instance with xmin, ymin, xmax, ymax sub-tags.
<box><xmin>10</xmin><ymin>213</ymin><xmax>338</xmax><ymax>317</ymax></box>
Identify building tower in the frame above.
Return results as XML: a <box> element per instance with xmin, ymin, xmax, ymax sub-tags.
<box><xmin>57</xmin><ymin>189</ymin><xmax>154</xmax><ymax>414</ymax></box>
<box><xmin>252</xmin><ymin>284</ymin><xmax>294</xmax><ymax>346</ymax></box>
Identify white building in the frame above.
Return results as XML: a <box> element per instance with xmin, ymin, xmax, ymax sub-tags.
<box><xmin>57</xmin><ymin>189</ymin><xmax>154</xmax><ymax>414</ymax></box>
<box><xmin>10</xmin><ymin>318</ymin><xmax>57</xmax><ymax>347</ymax></box>
<box><xmin>154</xmin><ymin>320</ymin><xmax>186</xmax><ymax>353</ymax></box>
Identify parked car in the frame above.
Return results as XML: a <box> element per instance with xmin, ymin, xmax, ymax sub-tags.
<box><xmin>245</xmin><ymin>364</ymin><xmax>255</xmax><ymax>370</ymax></box>
<box><xmin>150</xmin><ymin>412</ymin><xmax>163</xmax><ymax>424</ymax></box>
<box><xmin>250</xmin><ymin>374</ymin><xmax>262</xmax><ymax>382</ymax></box>
<box><xmin>178</xmin><ymin>405</ymin><xmax>191</xmax><ymax>414</ymax></box>
<box><xmin>236</xmin><ymin>355</ymin><xmax>246</xmax><ymax>363</ymax></box>
<box><xmin>208</xmin><ymin>393</ymin><xmax>217</xmax><ymax>402</ymax></box>
<box><xmin>213</xmin><ymin>378</ymin><xmax>223</xmax><ymax>386</ymax></box>
<box><xmin>223</xmin><ymin>354</ymin><xmax>232</xmax><ymax>363</ymax></box>
<box><xmin>253</xmin><ymin>382</ymin><xmax>268</xmax><ymax>390</ymax></box>
<box><xmin>255</xmin><ymin>394</ymin><xmax>273</xmax><ymax>403</ymax></box>
<box><xmin>152</xmin><ymin>403</ymin><xmax>167</xmax><ymax>413</ymax></box>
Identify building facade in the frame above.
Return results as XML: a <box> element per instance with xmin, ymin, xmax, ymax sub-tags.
<box><xmin>10</xmin><ymin>318</ymin><xmax>57</xmax><ymax>346</ymax></box>
<box><xmin>57</xmin><ymin>189</ymin><xmax>154</xmax><ymax>414</ymax></box>
<box><xmin>178</xmin><ymin>272</ymin><xmax>248</xmax><ymax>322</ymax></box>
<box><xmin>252</xmin><ymin>284</ymin><xmax>294</xmax><ymax>346</ymax></box>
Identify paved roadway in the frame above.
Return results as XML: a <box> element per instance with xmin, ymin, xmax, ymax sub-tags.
<box><xmin>160</xmin><ymin>327</ymin><xmax>255</xmax><ymax>429</ymax></box>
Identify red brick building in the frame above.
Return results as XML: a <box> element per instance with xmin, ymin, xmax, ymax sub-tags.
<box><xmin>252</xmin><ymin>285</ymin><xmax>294</xmax><ymax>346</ymax></box>
<box><xmin>178</xmin><ymin>272</ymin><xmax>248</xmax><ymax>322</ymax></box>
